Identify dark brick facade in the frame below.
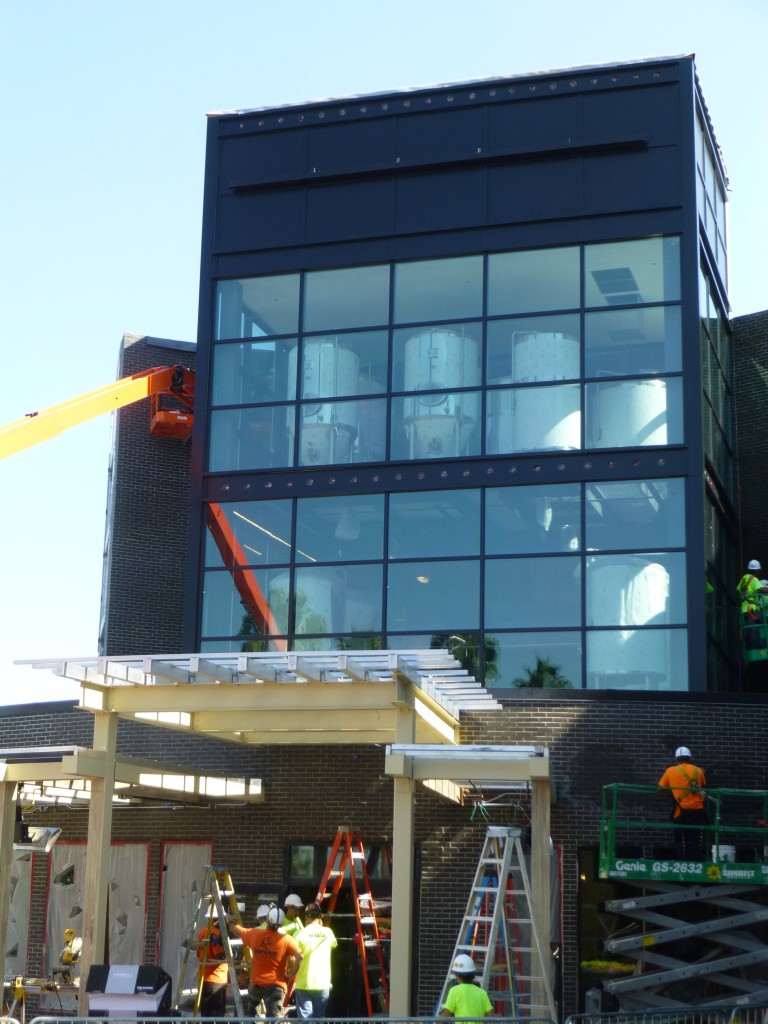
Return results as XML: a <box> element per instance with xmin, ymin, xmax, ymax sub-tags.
<box><xmin>99</xmin><ymin>334</ymin><xmax>196</xmax><ymax>656</ymax></box>
<box><xmin>7</xmin><ymin>688</ymin><xmax>768</xmax><ymax>1016</ymax></box>
<box><xmin>733</xmin><ymin>310</ymin><xmax>768</xmax><ymax>569</ymax></box>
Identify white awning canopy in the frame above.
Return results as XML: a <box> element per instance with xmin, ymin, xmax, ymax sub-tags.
<box><xmin>30</xmin><ymin>649</ymin><xmax>503</xmax><ymax>746</ymax></box>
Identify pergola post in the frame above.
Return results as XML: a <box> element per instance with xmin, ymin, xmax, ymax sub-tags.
<box><xmin>0</xmin><ymin>777</ymin><xmax>16</xmax><ymax>985</ymax></box>
<box><xmin>77</xmin><ymin>711</ymin><xmax>118</xmax><ymax>1014</ymax></box>
<box><xmin>389</xmin><ymin>699</ymin><xmax>416</xmax><ymax>1016</ymax></box>
<box><xmin>530</xmin><ymin>776</ymin><xmax>553</xmax><ymax>1000</ymax></box>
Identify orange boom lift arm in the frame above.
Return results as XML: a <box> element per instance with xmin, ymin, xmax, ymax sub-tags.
<box><xmin>0</xmin><ymin>364</ymin><xmax>280</xmax><ymax>649</ymax></box>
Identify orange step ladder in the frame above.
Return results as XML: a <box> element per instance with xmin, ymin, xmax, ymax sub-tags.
<box><xmin>315</xmin><ymin>827</ymin><xmax>389</xmax><ymax>1015</ymax></box>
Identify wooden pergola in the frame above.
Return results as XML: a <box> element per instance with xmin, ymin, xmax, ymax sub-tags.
<box><xmin>10</xmin><ymin>650</ymin><xmax>553</xmax><ymax>1016</ymax></box>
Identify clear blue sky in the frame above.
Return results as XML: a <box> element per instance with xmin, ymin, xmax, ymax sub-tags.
<box><xmin>1</xmin><ymin>0</ymin><xmax>766</xmax><ymax>704</ymax></box>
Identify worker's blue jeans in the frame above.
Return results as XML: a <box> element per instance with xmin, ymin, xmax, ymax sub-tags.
<box><xmin>294</xmin><ymin>987</ymin><xmax>331</xmax><ymax>1019</ymax></box>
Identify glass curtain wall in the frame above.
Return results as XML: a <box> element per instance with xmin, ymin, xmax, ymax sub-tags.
<box><xmin>202</xmin><ymin>233</ymin><xmax>697</xmax><ymax>690</ymax></box>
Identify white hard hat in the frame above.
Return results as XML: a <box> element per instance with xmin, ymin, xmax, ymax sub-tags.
<box><xmin>267</xmin><ymin>907</ymin><xmax>285</xmax><ymax>928</ymax></box>
<box><xmin>749</xmin><ymin>560</ymin><xmax>762</xmax><ymax>571</ymax></box>
<box><xmin>284</xmin><ymin>894</ymin><xmax>304</xmax><ymax>908</ymax></box>
<box><xmin>675</xmin><ymin>746</ymin><xmax>691</xmax><ymax>758</ymax></box>
<box><xmin>256</xmin><ymin>904</ymin><xmax>270</xmax><ymax>918</ymax></box>
<box><xmin>452</xmin><ymin>953</ymin><xmax>476</xmax><ymax>975</ymax></box>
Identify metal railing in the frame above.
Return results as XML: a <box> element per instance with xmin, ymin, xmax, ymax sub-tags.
<box><xmin>567</xmin><ymin>1004</ymin><xmax>768</xmax><ymax>1024</ymax></box>
<box><xmin>28</xmin><ymin>1016</ymin><xmax>555</xmax><ymax>1024</ymax></box>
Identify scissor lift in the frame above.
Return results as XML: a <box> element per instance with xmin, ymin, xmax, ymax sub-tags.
<box><xmin>594</xmin><ymin>784</ymin><xmax>768</xmax><ymax>1009</ymax></box>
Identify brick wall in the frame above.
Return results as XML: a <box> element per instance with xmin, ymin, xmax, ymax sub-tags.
<box><xmin>99</xmin><ymin>334</ymin><xmax>196</xmax><ymax>656</ymax></box>
<box><xmin>6</xmin><ymin>690</ymin><xmax>768</xmax><ymax>1016</ymax></box>
<box><xmin>733</xmin><ymin>310</ymin><xmax>768</xmax><ymax>568</ymax></box>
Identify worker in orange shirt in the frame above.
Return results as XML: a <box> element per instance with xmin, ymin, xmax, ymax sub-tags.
<box><xmin>191</xmin><ymin>908</ymin><xmax>229</xmax><ymax>1022</ymax></box>
<box><xmin>658</xmin><ymin>746</ymin><xmax>707</xmax><ymax>861</ymax></box>
<box><xmin>230</xmin><ymin>906</ymin><xmax>303</xmax><ymax>1018</ymax></box>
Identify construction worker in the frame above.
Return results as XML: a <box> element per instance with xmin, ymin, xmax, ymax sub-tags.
<box><xmin>282</xmin><ymin>893</ymin><xmax>305</xmax><ymax>938</ymax></box>
<box><xmin>439</xmin><ymin>954</ymin><xmax>494</xmax><ymax>1018</ymax></box>
<box><xmin>256</xmin><ymin>904</ymin><xmax>271</xmax><ymax>929</ymax></box>
<box><xmin>658</xmin><ymin>746</ymin><xmax>708</xmax><ymax>861</ymax></box>
<box><xmin>229</xmin><ymin>906</ymin><xmax>302</xmax><ymax>1018</ymax></box>
<box><xmin>738</xmin><ymin>560</ymin><xmax>767</xmax><ymax>622</ymax></box>
<box><xmin>191</xmin><ymin>907</ymin><xmax>229</xmax><ymax>1022</ymax></box>
<box><xmin>293</xmin><ymin>902</ymin><xmax>337</xmax><ymax>1019</ymax></box>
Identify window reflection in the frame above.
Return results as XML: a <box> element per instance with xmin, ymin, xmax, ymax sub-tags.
<box><xmin>212</xmin><ymin>339</ymin><xmax>296</xmax><ymax>407</ymax></box>
<box><xmin>486</xmin><ymin>632</ymin><xmax>582</xmax><ymax>689</ymax></box>
<box><xmin>304</xmin><ymin>265</ymin><xmax>390</xmax><ymax>332</ymax></box>
<box><xmin>216</xmin><ymin>274</ymin><xmax>300</xmax><ymax>339</ymax></box>
<box><xmin>487</xmin><ymin>247</ymin><xmax>579</xmax><ymax>315</ymax></box>
<box><xmin>584</xmin><ymin>306</ymin><xmax>681</xmax><ymax>377</ymax></box>
<box><xmin>205</xmin><ymin>500</ymin><xmax>293</xmax><ymax>567</ymax></box>
<box><xmin>295</xmin><ymin>494</ymin><xmax>384</xmax><ymax>563</ymax></box>
<box><xmin>486</xmin><ymin>485</ymin><xmax>580</xmax><ymax>555</ymax></box>
<box><xmin>486</xmin><ymin>384</ymin><xmax>580</xmax><ymax>454</ymax></box>
<box><xmin>394</xmin><ymin>256</ymin><xmax>482</xmax><ymax>324</ymax></box>
<box><xmin>485</xmin><ymin>556</ymin><xmax>581</xmax><ymax>629</ymax></box>
<box><xmin>209</xmin><ymin>407</ymin><xmax>293</xmax><ymax>471</ymax></box>
<box><xmin>293</xmin><ymin>564</ymin><xmax>383</xmax><ymax>638</ymax></box>
<box><xmin>386</xmin><ymin>561</ymin><xmax>480</xmax><ymax>632</ymax></box>
<box><xmin>584</xmin><ymin>237</ymin><xmax>680</xmax><ymax>307</ymax></box>
<box><xmin>585</xmin><ymin>479</ymin><xmax>685</xmax><ymax>551</ymax></box>
<box><xmin>487</xmin><ymin>314</ymin><xmax>580</xmax><ymax>384</ymax></box>
<box><xmin>586</xmin><ymin>627</ymin><xmax>688</xmax><ymax>689</ymax></box>
<box><xmin>391</xmin><ymin>392</ymin><xmax>481</xmax><ymax>460</ymax></box>
<box><xmin>585</xmin><ymin>377</ymin><xmax>683</xmax><ymax>448</ymax></box>
<box><xmin>389</xmin><ymin>490</ymin><xmax>480</xmax><ymax>559</ymax></box>
<box><xmin>201</xmin><ymin>567</ymin><xmax>289</xmax><ymax>641</ymax></box>
<box><xmin>586</xmin><ymin>552</ymin><xmax>687</xmax><ymax>626</ymax></box>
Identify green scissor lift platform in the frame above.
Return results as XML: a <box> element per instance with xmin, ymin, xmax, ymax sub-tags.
<box><xmin>600</xmin><ymin>784</ymin><xmax>768</xmax><ymax>884</ymax></box>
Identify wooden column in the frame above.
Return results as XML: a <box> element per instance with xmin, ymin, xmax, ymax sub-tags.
<box><xmin>530</xmin><ymin>774</ymin><xmax>554</xmax><ymax>1014</ymax></box>
<box><xmin>389</xmin><ymin>698</ymin><xmax>416</xmax><ymax>1017</ymax></box>
<box><xmin>0</xmin><ymin>777</ymin><xmax>17</xmax><ymax>986</ymax></box>
<box><xmin>77</xmin><ymin>712</ymin><xmax>118</xmax><ymax>1014</ymax></box>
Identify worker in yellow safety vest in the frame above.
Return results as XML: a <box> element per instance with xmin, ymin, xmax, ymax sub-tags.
<box><xmin>737</xmin><ymin>559</ymin><xmax>768</xmax><ymax>622</ymax></box>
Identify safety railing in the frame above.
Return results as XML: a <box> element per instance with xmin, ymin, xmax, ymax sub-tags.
<box><xmin>600</xmin><ymin>784</ymin><xmax>768</xmax><ymax>884</ymax></box>
<box><xmin>567</xmin><ymin>1004</ymin><xmax>768</xmax><ymax>1024</ymax></box>
<box><xmin>28</xmin><ymin>1016</ymin><xmax>557</xmax><ymax>1024</ymax></box>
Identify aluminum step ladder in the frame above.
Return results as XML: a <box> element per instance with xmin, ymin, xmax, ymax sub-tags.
<box><xmin>315</xmin><ymin>826</ymin><xmax>389</xmax><ymax>1015</ymax></box>
<box><xmin>173</xmin><ymin>865</ymin><xmax>250</xmax><ymax>1016</ymax></box>
<box><xmin>436</xmin><ymin>826</ymin><xmax>555</xmax><ymax>1020</ymax></box>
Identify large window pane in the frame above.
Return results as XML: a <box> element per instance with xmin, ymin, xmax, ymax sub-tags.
<box><xmin>486</xmin><ymin>632</ymin><xmax>582</xmax><ymax>689</ymax></box>
<box><xmin>487</xmin><ymin>384</ymin><xmax>580</xmax><ymax>454</ymax></box>
<box><xmin>212</xmin><ymin>339</ymin><xmax>297</xmax><ymax>406</ymax></box>
<box><xmin>585</xmin><ymin>377</ymin><xmax>683</xmax><ymax>448</ymax></box>
<box><xmin>386</xmin><ymin>561</ymin><xmax>480</xmax><ymax>632</ymax></box>
<box><xmin>209</xmin><ymin>407</ymin><xmax>293</xmax><ymax>471</ymax></box>
<box><xmin>294</xmin><ymin>565</ymin><xmax>383</xmax><ymax>636</ymax></box>
<box><xmin>584</xmin><ymin>305</ymin><xmax>681</xmax><ymax>377</ymax></box>
<box><xmin>485</xmin><ymin>556</ymin><xmax>581</xmax><ymax>628</ymax></box>
<box><xmin>585</xmin><ymin>479</ymin><xmax>685</xmax><ymax>551</ymax></box>
<box><xmin>488</xmin><ymin>247</ymin><xmax>579</xmax><ymax>315</ymax></box>
<box><xmin>304</xmin><ymin>265</ymin><xmax>390</xmax><ymax>331</ymax></box>
<box><xmin>586</xmin><ymin>553</ymin><xmax>687</xmax><ymax>626</ymax></box>
<box><xmin>388</xmin><ymin>490</ymin><xmax>480</xmax><ymax>559</ymax></box>
<box><xmin>586</xmin><ymin>627</ymin><xmax>688</xmax><ymax>690</ymax></box>
<box><xmin>584</xmin><ymin>236</ymin><xmax>680</xmax><ymax>307</ymax></box>
<box><xmin>391</xmin><ymin>392</ymin><xmax>481</xmax><ymax>460</ymax></box>
<box><xmin>394</xmin><ymin>256</ymin><xmax>482</xmax><ymax>324</ymax></box>
<box><xmin>298</xmin><ymin>331</ymin><xmax>388</xmax><ymax>400</ymax></box>
<box><xmin>486</xmin><ymin>484</ymin><xmax>581</xmax><ymax>555</ymax></box>
<box><xmin>201</xmin><ymin>567</ymin><xmax>289</xmax><ymax>638</ymax></box>
<box><xmin>487</xmin><ymin>314</ymin><xmax>580</xmax><ymax>385</ymax></box>
<box><xmin>205</xmin><ymin>500</ymin><xmax>293</xmax><ymax>567</ymax></box>
<box><xmin>216</xmin><ymin>274</ymin><xmax>300</xmax><ymax>339</ymax></box>
<box><xmin>295</xmin><ymin>494</ymin><xmax>384</xmax><ymax>563</ymax></box>
<box><xmin>393</xmin><ymin>324</ymin><xmax>481</xmax><ymax>392</ymax></box>
<box><xmin>296</xmin><ymin>398</ymin><xmax>375</xmax><ymax>466</ymax></box>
